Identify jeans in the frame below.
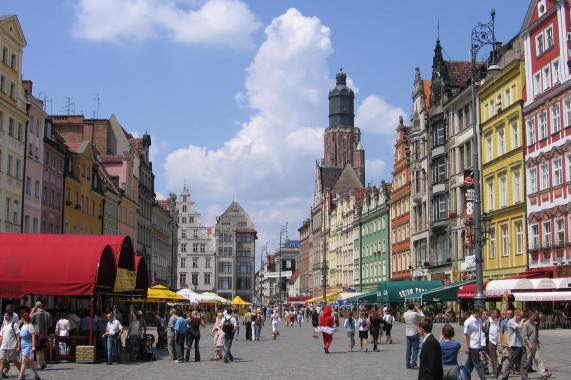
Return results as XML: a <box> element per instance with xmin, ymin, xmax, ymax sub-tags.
<box><xmin>107</xmin><ymin>334</ymin><xmax>119</xmax><ymax>363</ymax></box>
<box><xmin>501</xmin><ymin>346</ymin><xmax>528</xmax><ymax>380</ymax></box>
<box><xmin>465</xmin><ymin>347</ymin><xmax>487</xmax><ymax>380</ymax></box>
<box><xmin>405</xmin><ymin>333</ymin><xmax>419</xmax><ymax>367</ymax></box>
<box><xmin>245</xmin><ymin>322</ymin><xmax>252</xmax><ymax>340</ymax></box>
<box><xmin>176</xmin><ymin>333</ymin><xmax>186</xmax><ymax>361</ymax></box>
<box><xmin>185</xmin><ymin>331</ymin><xmax>201</xmax><ymax>362</ymax></box>
<box><xmin>129</xmin><ymin>334</ymin><xmax>139</xmax><ymax>359</ymax></box>
<box><xmin>254</xmin><ymin>323</ymin><xmax>261</xmax><ymax>340</ymax></box>
<box><xmin>223</xmin><ymin>332</ymin><xmax>234</xmax><ymax>361</ymax></box>
<box><xmin>347</xmin><ymin>330</ymin><xmax>355</xmax><ymax>348</ymax></box>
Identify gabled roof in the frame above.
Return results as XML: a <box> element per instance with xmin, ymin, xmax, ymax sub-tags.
<box><xmin>332</xmin><ymin>163</ymin><xmax>363</xmax><ymax>193</ymax></box>
<box><xmin>444</xmin><ymin>61</ymin><xmax>474</xmax><ymax>93</ymax></box>
<box><xmin>0</xmin><ymin>15</ymin><xmax>27</xmax><ymax>47</ymax></box>
<box><xmin>320</xmin><ymin>167</ymin><xmax>344</xmax><ymax>191</ymax></box>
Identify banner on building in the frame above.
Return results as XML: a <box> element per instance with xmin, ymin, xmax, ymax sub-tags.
<box><xmin>264</xmin><ymin>271</ymin><xmax>292</xmax><ymax>279</ymax></box>
<box><xmin>114</xmin><ymin>268</ymin><xmax>137</xmax><ymax>292</ymax></box>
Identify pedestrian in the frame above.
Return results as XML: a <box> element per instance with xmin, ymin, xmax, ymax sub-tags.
<box><xmin>174</xmin><ymin>309</ymin><xmax>188</xmax><ymax>363</ymax></box>
<box><xmin>17</xmin><ymin>313</ymin><xmax>42</xmax><ymax>380</ymax></box>
<box><xmin>186</xmin><ymin>310</ymin><xmax>206</xmax><ymax>362</ymax></box>
<box><xmin>487</xmin><ymin>309</ymin><xmax>501</xmax><ymax>378</ymax></box>
<box><xmin>55</xmin><ymin>311</ymin><xmax>71</xmax><ymax>357</ymax></box>
<box><xmin>253</xmin><ymin>309</ymin><xmax>264</xmax><ymax>340</ymax></box>
<box><xmin>357</xmin><ymin>311</ymin><xmax>369</xmax><ymax>352</ymax></box>
<box><xmin>166</xmin><ymin>308</ymin><xmax>177</xmax><ymax>360</ymax></box>
<box><xmin>231</xmin><ymin>308</ymin><xmax>241</xmax><ymax>340</ymax></box>
<box><xmin>463</xmin><ymin>306</ymin><xmax>487</xmax><ymax>380</ymax></box>
<box><xmin>103</xmin><ymin>312</ymin><xmax>123</xmax><ymax>365</ymax></box>
<box><xmin>137</xmin><ymin>310</ymin><xmax>147</xmax><ymax>336</ymax></box>
<box><xmin>289</xmin><ymin>310</ymin><xmax>296</xmax><ymax>327</ymax></box>
<box><xmin>498</xmin><ymin>309</ymin><xmax>514</xmax><ymax>374</ymax></box>
<box><xmin>418</xmin><ymin>316</ymin><xmax>443</xmax><ymax>380</ymax></box>
<box><xmin>270</xmin><ymin>309</ymin><xmax>280</xmax><ymax>340</ymax></box>
<box><xmin>244</xmin><ymin>308</ymin><xmax>252</xmax><ymax>341</ymax></box>
<box><xmin>284</xmin><ymin>308</ymin><xmax>291</xmax><ymax>327</ymax></box>
<box><xmin>126</xmin><ymin>312</ymin><xmax>141</xmax><ymax>361</ymax></box>
<box><xmin>318</xmin><ymin>305</ymin><xmax>335</xmax><ymax>354</ymax></box>
<box><xmin>369</xmin><ymin>308</ymin><xmax>383</xmax><ymax>352</ymax></box>
<box><xmin>311</xmin><ymin>307</ymin><xmax>319</xmax><ymax>339</ymax></box>
<box><xmin>210</xmin><ymin>312</ymin><xmax>224</xmax><ymax>359</ymax></box>
<box><xmin>500</xmin><ymin>309</ymin><xmax>527</xmax><ymax>380</ymax></box>
<box><xmin>0</xmin><ymin>306</ymin><xmax>22</xmax><ymax>378</ymax></box>
<box><xmin>343</xmin><ymin>311</ymin><xmax>356</xmax><ymax>352</ymax></box>
<box><xmin>297</xmin><ymin>308</ymin><xmax>303</xmax><ymax>326</ymax></box>
<box><xmin>30</xmin><ymin>301</ymin><xmax>50</xmax><ymax>371</ymax></box>
<box><xmin>404</xmin><ymin>303</ymin><xmax>424</xmax><ymax>370</ymax></box>
<box><xmin>383</xmin><ymin>309</ymin><xmax>394</xmax><ymax>344</ymax></box>
<box><xmin>522</xmin><ymin>311</ymin><xmax>551</xmax><ymax>378</ymax></box>
<box><xmin>481</xmin><ymin>309</ymin><xmax>490</xmax><ymax>374</ymax></box>
<box><xmin>221</xmin><ymin>307</ymin><xmax>237</xmax><ymax>363</ymax></box>
<box><xmin>95</xmin><ymin>313</ymin><xmax>107</xmax><ymax>362</ymax></box>
<box><xmin>439</xmin><ymin>323</ymin><xmax>461</xmax><ymax>380</ymax></box>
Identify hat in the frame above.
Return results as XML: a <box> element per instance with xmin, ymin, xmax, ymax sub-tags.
<box><xmin>35</xmin><ymin>301</ymin><xmax>43</xmax><ymax>308</ymax></box>
<box><xmin>137</xmin><ymin>310</ymin><xmax>142</xmax><ymax>315</ymax></box>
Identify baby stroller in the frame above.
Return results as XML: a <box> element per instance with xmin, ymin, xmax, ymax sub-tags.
<box><xmin>140</xmin><ymin>334</ymin><xmax>156</xmax><ymax>361</ymax></box>
<box><xmin>156</xmin><ymin>327</ymin><xmax>167</xmax><ymax>349</ymax></box>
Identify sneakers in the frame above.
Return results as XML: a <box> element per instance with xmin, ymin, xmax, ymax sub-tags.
<box><xmin>222</xmin><ymin>358</ymin><xmax>229</xmax><ymax>363</ymax></box>
<box><xmin>41</xmin><ymin>364</ymin><xmax>47</xmax><ymax>370</ymax></box>
<box><xmin>1</xmin><ymin>372</ymin><xmax>7</xmax><ymax>379</ymax></box>
<box><xmin>542</xmin><ymin>373</ymin><xmax>552</xmax><ymax>378</ymax></box>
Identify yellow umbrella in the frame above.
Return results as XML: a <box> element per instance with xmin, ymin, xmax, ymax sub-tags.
<box><xmin>230</xmin><ymin>296</ymin><xmax>252</xmax><ymax>306</ymax></box>
<box><xmin>305</xmin><ymin>291</ymin><xmax>342</xmax><ymax>304</ymax></box>
<box><xmin>134</xmin><ymin>285</ymin><xmax>189</xmax><ymax>303</ymax></box>
<box><xmin>201</xmin><ymin>292</ymin><xmax>231</xmax><ymax>305</ymax></box>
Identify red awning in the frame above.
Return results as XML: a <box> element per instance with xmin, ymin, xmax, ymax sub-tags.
<box><xmin>457</xmin><ymin>272</ymin><xmax>546</xmax><ymax>299</ymax></box>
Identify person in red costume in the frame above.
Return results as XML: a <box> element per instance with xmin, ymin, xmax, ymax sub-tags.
<box><xmin>319</xmin><ymin>305</ymin><xmax>335</xmax><ymax>354</ymax></box>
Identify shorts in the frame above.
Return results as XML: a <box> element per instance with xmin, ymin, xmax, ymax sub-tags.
<box><xmin>36</xmin><ymin>338</ymin><xmax>47</xmax><ymax>350</ymax></box>
<box><xmin>358</xmin><ymin>330</ymin><xmax>369</xmax><ymax>340</ymax></box>
<box><xmin>0</xmin><ymin>348</ymin><xmax>18</xmax><ymax>361</ymax></box>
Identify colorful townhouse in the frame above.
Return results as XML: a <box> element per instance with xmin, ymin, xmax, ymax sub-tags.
<box><xmin>521</xmin><ymin>0</ymin><xmax>571</xmax><ymax>270</ymax></box>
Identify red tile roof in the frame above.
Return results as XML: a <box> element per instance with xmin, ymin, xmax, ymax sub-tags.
<box><xmin>288</xmin><ymin>269</ymin><xmax>300</xmax><ymax>284</ymax></box>
<box><xmin>64</xmin><ymin>142</ymin><xmax>82</xmax><ymax>152</ymax></box>
<box><xmin>99</xmin><ymin>155</ymin><xmax>123</xmax><ymax>163</ymax></box>
<box><xmin>130</xmin><ymin>138</ymin><xmax>143</xmax><ymax>155</ymax></box>
<box><xmin>156</xmin><ymin>200</ymin><xmax>169</xmax><ymax>211</ymax></box>
<box><xmin>444</xmin><ymin>61</ymin><xmax>483</xmax><ymax>95</ymax></box>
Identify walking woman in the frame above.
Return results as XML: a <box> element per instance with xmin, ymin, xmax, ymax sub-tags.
<box><xmin>369</xmin><ymin>308</ymin><xmax>383</xmax><ymax>352</ymax></box>
<box><xmin>357</xmin><ymin>312</ymin><xmax>369</xmax><ymax>352</ymax></box>
<box><xmin>383</xmin><ymin>309</ymin><xmax>394</xmax><ymax>344</ymax></box>
<box><xmin>270</xmin><ymin>309</ymin><xmax>280</xmax><ymax>339</ymax></box>
<box><xmin>318</xmin><ymin>305</ymin><xmax>335</xmax><ymax>354</ymax></box>
<box><xmin>311</xmin><ymin>307</ymin><xmax>319</xmax><ymax>338</ymax></box>
<box><xmin>344</xmin><ymin>311</ymin><xmax>356</xmax><ymax>352</ymax></box>
<box><xmin>186</xmin><ymin>310</ymin><xmax>206</xmax><ymax>362</ymax></box>
<box><xmin>18</xmin><ymin>313</ymin><xmax>41</xmax><ymax>380</ymax></box>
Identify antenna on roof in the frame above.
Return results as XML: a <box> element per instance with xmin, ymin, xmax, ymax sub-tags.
<box><xmin>437</xmin><ymin>19</ymin><xmax>440</xmax><ymax>41</ymax></box>
<box><xmin>93</xmin><ymin>93</ymin><xmax>100</xmax><ymax>118</ymax></box>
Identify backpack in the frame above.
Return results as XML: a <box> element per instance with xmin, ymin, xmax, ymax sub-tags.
<box><xmin>254</xmin><ymin>315</ymin><xmax>261</xmax><ymax>325</ymax></box>
<box><xmin>361</xmin><ymin>319</ymin><xmax>367</xmax><ymax>328</ymax></box>
<box><xmin>222</xmin><ymin>317</ymin><xmax>233</xmax><ymax>334</ymax></box>
<box><xmin>457</xmin><ymin>364</ymin><xmax>471</xmax><ymax>380</ymax></box>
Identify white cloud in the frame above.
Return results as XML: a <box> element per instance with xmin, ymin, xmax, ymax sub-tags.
<box><xmin>71</xmin><ymin>0</ymin><xmax>261</xmax><ymax>49</ymax></box>
<box><xmin>356</xmin><ymin>94</ymin><xmax>407</xmax><ymax>136</ymax></box>
<box><xmin>364</xmin><ymin>158</ymin><xmax>387</xmax><ymax>185</ymax></box>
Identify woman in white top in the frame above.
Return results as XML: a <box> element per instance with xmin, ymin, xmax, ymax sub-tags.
<box><xmin>127</xmin><ymin>313</ymin><xmax>141</xmax><ymax>361</ymax></box>
<box><xmin>343</xmin><ymin>311</ymin><xmax>356</xmax><ymax>352</ymax></box>
<box><xmin>382</xmin><ymin>310</ymin><xmax>395</xmax><ymax>344</ymax></box>
<box><xmin>357</xmin><ymin>312</ymin><xmax>369</xmax><ymax>352</ymax></box>
<box><xmin>270</xmin><ymin>310</ymin><xmax>280</xmax><ymax>340</ymax></box>
<box><xmin>55</xmin><ymin>311</ymin><xmax>71</xmax><ymax>356</ymax></box>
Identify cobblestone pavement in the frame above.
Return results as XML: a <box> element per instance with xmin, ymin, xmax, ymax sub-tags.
<box><xmin>17</xmin><ymin>321</ymin><xmax>571</xmax><ymax>380</ymax></box>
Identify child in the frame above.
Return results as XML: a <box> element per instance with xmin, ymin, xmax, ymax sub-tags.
<box><xmin>357</xmin><ymin>312</ymin><xmax>369</xmax><ymax>352</ymax></box>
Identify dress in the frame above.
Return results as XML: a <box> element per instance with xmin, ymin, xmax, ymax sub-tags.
<box><xmin>271</xmin><ymin>313</ymin><xmax>279</xmax><ymax>332</ymax></box>
<box><xmin>19</xmin><ymin>324</ymin><xmax>35</xmax><ymax>359</ymax></box>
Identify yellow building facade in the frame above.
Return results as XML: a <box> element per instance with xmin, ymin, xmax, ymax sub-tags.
<box><xmin>479</xmin><ymin>58</ymin><xmax>527</xmax><ymax>278</ymax></box>
<box><xmin>63</xmin><ymin>141</ymin><xmax>105</xmax><ymax>235</ymax></box>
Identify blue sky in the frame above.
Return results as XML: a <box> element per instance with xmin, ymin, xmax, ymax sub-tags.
<box><xmin>4</xmin><ymin>0</ymin><xmax>528</xmax><ymax>266</ymax></box>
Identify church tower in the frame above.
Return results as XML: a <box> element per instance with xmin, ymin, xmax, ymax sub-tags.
<box><xmin>323</xmin><ymin>70</ymin><xmax>365</xmax><ymax>187</ymax></box>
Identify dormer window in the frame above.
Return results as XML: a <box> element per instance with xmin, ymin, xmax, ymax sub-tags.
<box><xmin>537</xmin><ymin>0</ymin><xmax>546</xmax><ymax>17</ymax></box>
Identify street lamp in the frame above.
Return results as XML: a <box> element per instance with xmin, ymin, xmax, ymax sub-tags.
<box><xmin>278</xmin><ymin>224</ymin><xmax>287</xmax><ymax>317</ymax></box>
<box><xmin>470</xmin><ymin>9</ymin><xmax>500</xmax><ymax>308</ymax></box>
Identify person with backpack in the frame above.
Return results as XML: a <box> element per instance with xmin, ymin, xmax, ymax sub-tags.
<box><xmin>344</xmin><ymin>311</ymin><xmax>356</xmax><ymax>352</ymax></box>
<box><xmin>252</xmin><ymin>309</ymin><xmax>263</xmax><ymax>341</ymax></box>
<box><xmin>357</xmin><ymin>311</ymin><xmax>369</xmax><ymax>352</ymax></box>
<box><xmin>0</xmin><ymin>306</ymin><xmax>22</xmax><ymax>378</ymax></box>
<box><xmin>221</xmin><ymin>307</ymin><xmax>236</xmax><ymax>363</ymax></box>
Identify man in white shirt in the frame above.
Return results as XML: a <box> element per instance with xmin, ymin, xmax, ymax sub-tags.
<box><xmin>404</xmin><ymin>303</ymin><xmax>424</xmax><ymax>370</ymax></box>
<box><xmin>487</xmin><ymin>309</ymin><xmax>501</xmax><ymax>378</ymax></box>
<box><xmin>103</xmin><ymin>313</ymin><xmax>123</xmax><ymax>365</ymax></box>
<box><xmin>0</xmin><ymin>307</ymin><xmax>21</xmax><ymax>377</ymax></box>
<box><xmin>464</xmin><ymin>306</ymin><xmax>487</xmax><ymax>380</ymax></box>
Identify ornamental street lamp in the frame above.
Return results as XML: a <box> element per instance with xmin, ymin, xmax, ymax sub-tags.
<box><xmin>278</xmin><ymin>224</ymin><xmax>287</xmax><ymax>317</ymax></box>
<box><xmin>470</xmin><ymin>9</ymin><xmax>500</xmax><ymax>308</ymax></box>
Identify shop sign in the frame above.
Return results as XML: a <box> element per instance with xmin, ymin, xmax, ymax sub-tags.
<box><xmin>114</xmin><ymin>268</ymin><xmax>137</xmax><ymax>292</ymax></box>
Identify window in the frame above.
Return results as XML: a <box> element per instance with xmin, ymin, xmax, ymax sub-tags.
<box><xmin>193</xmin><ymin>244</ymin><xmax>198</xmax><ymax>252</ymax></box>
<box><xmin>432</xmin><ymin>157</ymin><xmax>446</xmax><ymax>183</ymax></box>
<box><xmin>534</xmin><ymin>72</ymin><xmax>542</xmax><ymax>96</ymax></box>
<box><xmin>6</xmin><ymin>155</ymin><xmax>13</xmax><ymax>176</ymax></box>
<box><xmin>218</xmin><ymin>262</ymin><xmax>232</xmax><ymax>273</ymax></box>
<box><xmin>5</xmin><ymin>198</ymin><xmax>11</xmax><ymax>223</ymax></box>
<box><xmin>192</xmin><ymin>257</ymin><xmax>198</xmax><ymax>268</ymax></box>
<box><xmin>34</xmin><ymin>180</ymin><xmax>40</xmax><ymax>199</ymax></box>
<box><xmin>514</xmin><ymin>170</ymin><xmax>522</xmax><ymax>203</ymax></box>
<box><xmin>237</xmin><ymin>277</ymin><xmax>251</xmax><ymax>290</ymax></box>
<box><xmin>555</xmin><ymin>219</ymin><xmax>565</xmax><ymax>246</ymax></box>
<box><xmin>497</xmin><ymin>93</ymin><xmax>502</xmax><ymax>111</ymax></box>
<box><xmin>538</xmin><ymin>112</ymin><xmax>548</xmax><ymax>140</ymax></box>
<box><xmin>498</xmin><ymin>128</ymin><xmax>505</xmax><ymax>155</ymax></box>
<box><xmin>10</xmin><ymin>53</ymin><xmax>15</xmax><ymax>69</ymax></box>
<box><xmin>529</xmin><ymin>168</ymin><xmax>537</xmax><ymax>193</ymax></box>
<box><xmin>515</xmin><ymin>222</ymin><xmax>524</xmax><ymax>255</ymax></box>
<box><xmin>181</xmin><ymin>244</ymin><xmax>186</xmax><ymax>252</ymax></box>
<box><xmin>8</xmin><ymin>118</ymin><xmax>14</xmax><ymax>136</ymax></box>
<box><xmin>536</xmin><ymin>33</ymin><xmax>545</xmax><ymax>56</ymax></box>
<box><xmin>200</xmin><ymin>244</ymin><xmax>205</xmax><ymax>252</ymax></box>
<box><xmin>540</xmin><ymin>163</ymin><xmax>549</xmax><ymax>190</ymax></box>
<box><xmin>553</xmin><ymin>59</ymin><xmax>561</xmax><ymax>84</ymax></box>
<box><xmin>9</xmin><ymin>83</ymin><xmax>14</xmax><ymax>99</ymax></box>
<box><xmin>486</xmin><ymin>135</ymin><xmax>493</xmax><ymax>161</ymax></box>
<box><xmin>191</xmin><ymin>273</ymin><xmax>198</xmax><ymax>286</ymax></box>
<box><xmin>551</xmin><ymin>105</ymin><xmax>561</xmax><ymax>133</ymax></box>
<box><xmin>543</xmin><ymin>222</ymin><xmax>552</xmax><ymax>247</ymax></box>
<box><xmin>194</xmin><ymin>230</ymin><xmax>198</xmax><ymax>237</ymax></box>
<box><xmin>218</xmin><ymin>277</ymin><xmax>231</xmax><ymax>289</ymax></box>
<box><xmin>26</xmin><ymin>176</ymin><xmax>32</xmax><ymax>195</ymax></box>
<box><xmin>179</xmin><ymin>273</ymin><xmax>186</xmax><ymax>285</ymax></box>
<box><xmin>542</xmin><ymin>65</ymin><xmax>551</xmax><ymax>91</ymax></box>
<box><xmin>531</xmin><ymin>225</ymin><xmax>539</xmax><ymax>249</ymax></box>
<box><xmin>237</xmin><ymin>262</ymin><xmax>251</xmax><ymax>273</ymax></box>
<box><xmin>553</xmin><ymin>157</ymin><xmax>562</xmax><ymax>186</ymax></box>
<box><xmin>500</xmin><ymin>175</ymin><xmax>507</xmax><ymax>207</ymax></box>
<box><xmin>511</xmin><ymin>121</ymin><xmax>519</xmax><ymax>149</ymax></box>
<box><xmin>545</xmin><ymin>26</ymin><xmax>554</xmax><ymax>49</ymax></box>
<box><xmin>204</xmin><ymin>273</ymin><xmax>211</xmax><ymax>285</ymax></box>
<box><xmin>0</xmin><ymin>75</ymin><xmax>4</xmax><ymax>93</ymax></box>
<box><xmin>502</xmin><ymin>225</ymin><xmax>509</xmax><ymax>257</ymax></box>
<box><xmin>433</xmin><ymin>194</ymin><xmax>446</xmax><ymax>221</ymax></box>
<box><xmin>181</xmin><ymin>217</ymin><xmax>186</xmax><ymax>223</ymax></box>
<box><xmin>565</xmin><ymin>99</ymin><xmax>571</xmax><ymax>128</ymax></box>
<box><xmin>527</xmin><ymin>119</ymin><xmax>536</xmax><ymax>145</ymax></box>
<box><xmin>489</xmin><ymin>99</ymin><xmax>495</xmax><ymax>118</ymax></box>
<box><xmin>487</xmin><ymin>181</ymin><xmax>495</xmax><ymax>211</ymax></box>
<box><xmin>568</xmin><ymin>154</ymin><xmax>571</xmax><ymax>182</ymax></box>
<box><xmin>433</xmin><ymin>122</ymin><xmax>446</xmax><ymax>146</ymax></box>
<box><xmin>505</xmin><ymin>86</ymin><xmax>512</xmax><ymax>107</ymax></box>
<box><xmin>13</xmin><ymin>201</ymin><xmax>19</xmax><ymax>224</ymax></box>
<box><xmin>182</xmin><ymin>205</ymin><xmax>187</xmax><ymax>212</ymax></box>
<box><xmin>489</xmin><ymin>228</ymin><xmax>496</xmax><ymax>259</ymax></box>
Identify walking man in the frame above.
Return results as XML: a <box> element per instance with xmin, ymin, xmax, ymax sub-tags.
<box><xmin>522</xmin><ymin>311</ymin><xmax>551</xmax><ymax>378</ymax></box>
<box><xmin>244</xmin><ymin>308</ymin><xmax>252</xmax><ymax>341</ymax></box>
<box><xmin>174</xmin><ymin>309</ymin><xmax>188</xmax><ymax>362</ymax></box>
<box><xmin>30</xmin><ymin>301</ymin><xmax>50</xmax><ymax>371</ymax></box>
<box><xmin>167</xmin><ymin>308</ymin><xmax>177</xmax><ymax>360</ymax></box>
<box><xmin>487</xmin><ymin>309</ymin><xmax>501</xmax><ymax>378</ymax></box>
<box><xmin>417</xmin><ymin>316</ymin><xmax>443</xmax><ymax>380</ymax></box>
<box><xmin>221</xmin><ymin>307</ymin><xmax>237</xmax><ymax>363</ymax></box>
<box><xmin>0</xmin><ymin>306</ymin><xmax>21</xmax><ymax>377</ymax></box>
<box><xmin>103</xmin><ymin>312</ymin><xmax>123</xmax><ymax>365</ymax></box>
<box><xmin>404</xmin><ymin>303</ymin><xmax>424</xmax><ymax>370</ymax></box>
<box><xmin>500</xmin><ymin>309</ymin><xmax>527</xmax><ymax>380</ymax></box>
<box><xmin>463</xmin><ymin>306</ymin><xmax>487</xmax><ymax>380</ymax></box>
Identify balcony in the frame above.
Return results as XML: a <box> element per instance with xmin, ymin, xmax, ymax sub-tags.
<box><xmin>540</xmin><ymin>242</ymin><xmax>551</xmax><ymax>251</ymax></box>
<box><xmin>528</xmin><ymin>244</ymin><xmax>540</xmax><ymax>254</ymax></box>
<box><xmin>553</xmin><ymin>239</ymin><xmax>565</xmax><ymax>250</ymax></box>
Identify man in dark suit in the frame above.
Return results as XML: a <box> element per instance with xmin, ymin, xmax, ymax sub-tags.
<box><xmin>418</xmin><ymin>316</ymin><xmax>443</xmax><ymax>380</ymax></box>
